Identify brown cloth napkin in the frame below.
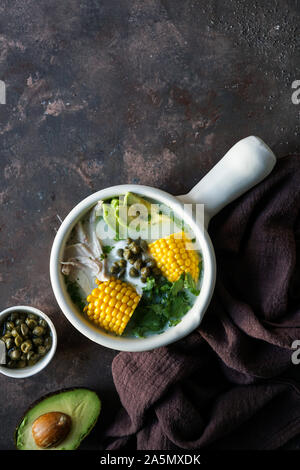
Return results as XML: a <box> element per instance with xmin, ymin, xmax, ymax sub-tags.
<box><xmin>104</xmin><ymin>155</ymin><xmax>300</xmax><ymax>450</ymax></box>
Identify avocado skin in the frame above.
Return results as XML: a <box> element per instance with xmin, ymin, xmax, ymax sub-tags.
<box><xmin>15</xmin><ymin>387</ymin><xmax>101</xmax><ymax>450</ymax></box>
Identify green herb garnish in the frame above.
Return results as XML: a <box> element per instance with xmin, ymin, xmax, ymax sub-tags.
<box><xmin>65</xmin><ymin>280</ymin><xmax>86</xmax><ymax>311</ymax></box>
<box><xmin>100</xmin><ymin>245</ymin><xmax>113</xmax><ymax>260</ymax></box>
<box><xmin>125</xmin><ymin>273</ymin><xmax>199</xmax><ymax>338</ymax></box>
<box><xmin>143</xmin><ymin>277</ymin><xmax>156</xmax><ymax>291</ymax></box>
<box><xmin>184</xmin><ymin>272</ymin><xmax>200</xmax><ymax>296</ymax></box>
<box><xmin>103</xmin><ymin>245</ymin><xmax>113</xmax><ymax>254</ymax></box>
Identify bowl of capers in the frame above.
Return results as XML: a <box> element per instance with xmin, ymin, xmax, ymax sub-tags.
<box><xmin>0</xmin><ymin>306</ymin><xmax>57</xmax><ymax>378</ymax></box>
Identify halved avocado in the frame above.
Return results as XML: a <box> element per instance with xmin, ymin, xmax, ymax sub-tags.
<box><xmin>15</xmin><ymin>388</ymin><xmax>101</xmax><ymax>450</ymax></box>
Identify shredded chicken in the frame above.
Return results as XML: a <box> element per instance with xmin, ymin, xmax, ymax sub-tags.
<box><xmin>61</xmin><ymin>201</ymin><xmax>109</xmax><ymax>291</ymax></box>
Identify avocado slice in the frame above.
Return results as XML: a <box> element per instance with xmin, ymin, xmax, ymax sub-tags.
<box><xmin>117</xmin><ymin>192</ymin><xmax>172</xmax><ymax>233</ymax></box>
<box><xmin>103</xmin><ymin>202</ymin><xmax>118</xmax><ymax>232</ymax></box>
<box><xmin>15</xmin><ymin>388</ymin><xmax>101</xmax><ymax>450</ymax></box>
<box><xmin>124</xmin><ymin>192</ymin><xmax>153</xmax><ymax>215</ymax></box>
<box><xmin>121</xmin><ymin>192</ymin><xmax>155</xmax><ymax>227</ymax></box>
<box><xmin>102</xmin><ymin>201</ymin><xmax>128</xmax><ymax>240</ymax></box>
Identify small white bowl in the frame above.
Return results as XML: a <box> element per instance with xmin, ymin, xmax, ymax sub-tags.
<box><xmin>0</xmin><ymin>306</ymin><xmax>57</xmax><ymax>379</ymax></box>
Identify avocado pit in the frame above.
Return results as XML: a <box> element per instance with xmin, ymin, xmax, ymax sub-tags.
<box><xmin>32</xmin><ymin>411</ymin><xmax>72</xmax><ymax>448</ymax></box>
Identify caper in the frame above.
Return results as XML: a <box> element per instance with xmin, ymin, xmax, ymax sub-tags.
<box><xmin>38</xmin><ymin>346</ymin><xmax>47</xmax><ymax>356</ymax></box>
<box><xmin>26</xmin><ymin>318</ymin><xmax>37</xmax><ymax>329</ymax></box>
<box><xmin>134</xmin><ymin>259</ymin><xmax>144</xmax><ymax>270</ymax></box>
<box><xmin>5</xmin><ymin>321</ymin><xmax>14</xmax><ymax>331</ymax></box>
<box><xmin>20</xmin><ymin>323</ymin><xmax>29</xmax><ymax>336</ymax></box>
<box><xmin>3</xmin><ymin>331</ymin><xmax>12</xmax><ymax>338</ymax></box>
<box><xmin>17</xmin><ymin>360</ymin><xmax>27</xmax><ymax>368</ymax></box>
<box><xmin>7</xmin><ymin>360</ymin><xmax>16</xmax><ymax>369</ymax></box>
<box><xmin>110</xmin><ymin>264</ymin><xmax>120</xmax><ymax>275</ymax></box>
<box><xmin>33</xmin><ymin>326</ymin><xmax>45</xmax><ymax>337</ymax></box>
<box><xmin>33</xmin><ymin>337</ymin><xmax>43</xmax><ymax>346</ymax></box>
<box><xmin>141</xmin><ymin>276</ymin><xmax>147</xmax><ymax>283</ymax></box>
<box><xmin>28</xmin><ymin>354</ymin><xmax>39</xmax><ymax>366</ymax></box>
<box><xmin>123</xmin><ymin>248</ymin><xmax>133</xmax><ymax>260</ymax></box>
<box><xmin>14</xmin><ymin>335</ymin><xmax>23</xmax><ymax>347</ymax></box>
<box><xmin>146</xmin><ymin>259</ymin><xmax>156</xmax><ymax>268</ymax></box>
<box><xmin>11</xmin><ymin>328</ymin><xmax>19</xmax><ymax>337</ymax></box>
<box><xmin>38</xmin><ymin>319</ymin><xmax>48</xmax><ymax>329</ymax></box>
<box><xmin>26</xmin><ymin>351</ymin><xmax>34</xmax><ymax>361</ymax></box>
<box><xmin>9</xmin><ymin>312</ymin><xmax>19</xmax><ymax>322</ymax></box>
<box><xmin>141</xmin><ymin>267</ymin><xmax>151</xmax><ymax>278</ymax></box>
<box><xmin>21</xmin><ymin>340</ymin><xmax>32</xmax><ymax>354</ymax></box>
<box><xmin>152</xmin><ymin>267</ymin><xmax>161</xmax><ymax>277</ymax></box>
<box><xmin>44</xmin><ymin>337</ymin><xmax>52</xmax><ymax>350</ymax></box>
<box><xmin>28</xmin><ymin>313</ymin><xmax>38</xmax><ymax>320</ymax></box>
<box><xmin>118</xmin><ymin>259</ymin><xmax>127</xmax><ymax>268</ymax></box>
<box><xmin>5</xmin><ymin>337</ymin><xmax>13</xmax><ymax>349</ymax></box>
<box><xmin>129</xmin><ymin>267</ymin><xmax>139</xmax><ymax>278</ymax></box>
<box><xmin>9</xmin><ymin>349</ymin><xmax>21</xmax><ymax>361</ymax></box>
<box><xmin>126</xmin><ymin>237</ymin><xmax>133</xmax><ymax>245</ymax></box>
<box><xmin>139</xmin><ymin>239</ymin><xmax>148</xmax><ymax>252</ymax></box>
<box><xmin>117</xmin><ymin>248</ymin><xmax>124</xmax><ymax>258</ymax></box>
<box><xmin>128</xmin><ymin>256</ymin><xmax>136</xmax><ymax>265</ymax></box>
<box><xmin>15</xmin><ymin>318</ymin><xmax>22</xmax><ymax>326</ymax></box>
<box><xmin>128</xmin><ymin>242</ymin><xmax>140</xmax><ymax>255</ymax></box>
<box><xmin>118</xmin><ymin>268</ymin><xmax>126</xmax><ymax>278</ymax></box>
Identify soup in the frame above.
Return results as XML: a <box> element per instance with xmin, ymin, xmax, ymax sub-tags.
<box><xmin>61</xmin><ymin>192</ymin><xmax>202</xmax><ymax>337</ymax></box>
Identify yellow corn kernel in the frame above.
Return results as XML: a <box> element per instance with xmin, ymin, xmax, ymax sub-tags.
<box><xmin>149</xmin><ymin>231</ymin><xmax>200</xmax><ymax>283</ymax></box>
<box><xmin>85</xmin><ymin>277</ymin><xmax>141</xmax><ymax>335</ymax></box>
<box><xmin>109</xmin><ymin>297</ymin><xmax>117</xmax><ymax>307</ymax></box>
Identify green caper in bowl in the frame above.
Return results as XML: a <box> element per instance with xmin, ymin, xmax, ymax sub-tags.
<box><xmin>0</xmin><ymin>308</ymin><xmax>55</xmax><ymax>372</ymax></box>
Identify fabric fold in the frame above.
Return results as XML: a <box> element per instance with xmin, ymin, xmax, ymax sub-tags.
<box><xmin>104</xmin><ymin>155</ymin><xmax>300</xmax><ymax>450</ymax></box>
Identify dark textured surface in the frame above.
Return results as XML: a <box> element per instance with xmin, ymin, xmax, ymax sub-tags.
<box><xmin>0</xmin><ymin>0</ymin><xmax>299</xmax><ymax>450</ymax></box>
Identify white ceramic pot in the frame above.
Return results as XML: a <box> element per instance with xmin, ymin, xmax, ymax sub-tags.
<box><xmin>50</xmin><ymin>136</ymin><xmax>276</xmax><ymax>352</ymax></box>
<box><xmin>0</xmin><ymin>306</ymin><xmax>57</xmax><ymax>378</ymax></box>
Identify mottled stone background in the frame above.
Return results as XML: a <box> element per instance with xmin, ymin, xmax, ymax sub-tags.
<box><xmin>0</xmin><ymin>0</ymin><xmax>299</xmax><ymax>450</ymax></box>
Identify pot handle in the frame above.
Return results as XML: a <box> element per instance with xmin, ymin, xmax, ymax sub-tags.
<box><xmin>178</xmin><ymin>136</ymin><xmax>276</xmax><ymax>224</ymax></box>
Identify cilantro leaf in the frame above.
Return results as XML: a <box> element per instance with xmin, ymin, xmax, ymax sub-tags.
<box><xmin>65</xmin><ymin>280</ymin><xmax>86</xmax><ymax>311</ymax></box>
<box><xmin>170</xmin><ymin>273</ymin><xmax>185</xmax><ymax>296</ymax></box>
<box><xmin>127</xmin><ymin>274</ymin><xmax>197</xmax><ymax>337</ymax></box>
<box><xmin>184</xmin><ymin>272</ymin><xmax>200</xmax><ymax>296</ymax></box>
<box><xmin>143</xmin><ymin>277</ymin><xmax>156</xmax><ymax>291</ymax></box>
<box><xmin>103</xmin><ymin>245</ymin><xmax>113</xmax><ymax>254</ymax></box>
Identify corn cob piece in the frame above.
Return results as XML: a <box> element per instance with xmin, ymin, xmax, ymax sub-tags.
<box><xmin>148</xmin><ymin>231</ymin><xmax>200</xmax><ymax>283</ymax></box>
<box><xmin>84</xmin><ymin>278</ymin><xmax>141</xmax><ymax>335</ymax></box>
